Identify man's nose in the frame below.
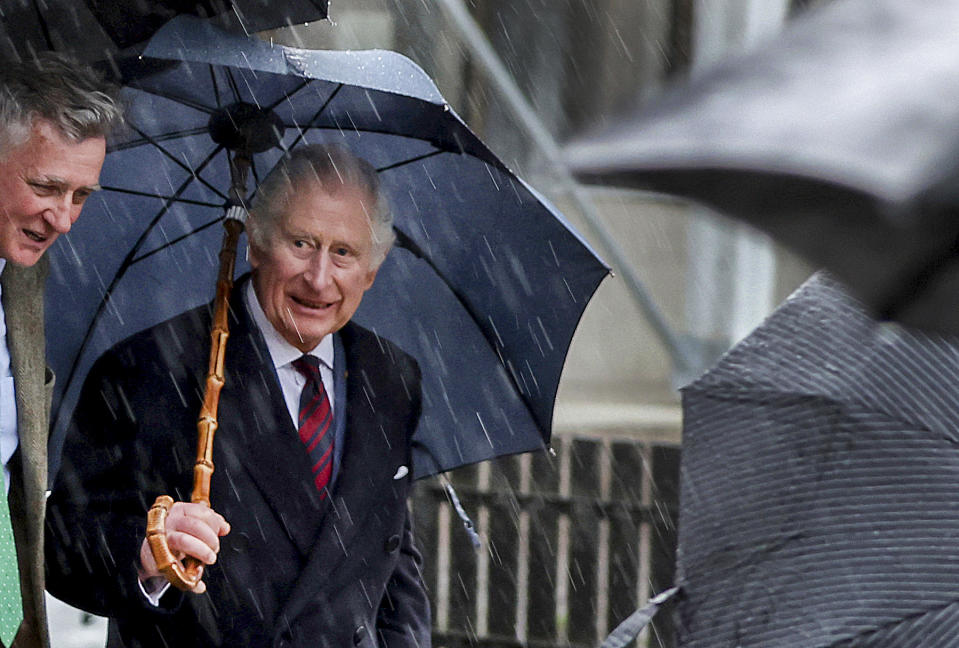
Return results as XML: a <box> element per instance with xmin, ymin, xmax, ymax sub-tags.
<box><xmin>44</xmin><ymin>198</ymin><xmax>75</xmax><ymax>234</ymax></box>
<box><xmin>303</xmin><ymin>253</ymin><xmax>333</xmax><ymax>289</ymax></box>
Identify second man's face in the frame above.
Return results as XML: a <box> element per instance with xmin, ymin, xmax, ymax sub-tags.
<box><xmin>0</xmin><ymin>119</ymin><xmax>105</xmax><ymax>267</ymax></box>
<box><xmin>250</xmin><ymin>182</ymin><xmax>380</xmax><ymax>352</ymax></box>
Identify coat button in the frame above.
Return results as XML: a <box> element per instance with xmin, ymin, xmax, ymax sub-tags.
<box><xmin>353</xmin><ymin>625</ymin><xmax>367</xmax><ymax>645</ymax></box>
<box><xmin>384</xmin><ymin>535</ymin><xmax>401</xmax><ymax>553</ymax></box>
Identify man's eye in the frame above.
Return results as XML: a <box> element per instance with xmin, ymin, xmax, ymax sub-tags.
<box><xmin>334</xmin><ymin>247</ymin><xmax>350</xmax><ymax>256</ymax></box>
<box><xmin>293</xmin><ymin>239</ymin><xmax>308</xmax><ymax>248</ymax></box>
<box><xmin>29</xmin><ymin>183</ymin><xmax>57</xmax><ymax>195</ymax></box>
<box><xmin>73</xmin><ymin>192</ymin><xmax>91</xmax><ymax>205</ymax></box>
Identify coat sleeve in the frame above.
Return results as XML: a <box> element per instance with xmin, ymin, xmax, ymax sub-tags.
<box><xmin>374</xmin><ymin>352</ymin><xmax>431</xmax><ymax>648</ymax></box>
<box><xmin>44</xmin><ymin>345</ymin><xmax>190</xmax><ymax>619</ymax></box>
<box><xmin>376</xmin><ymin>509</ymin><xmax>431</xmax><ymax>647</ymax></box>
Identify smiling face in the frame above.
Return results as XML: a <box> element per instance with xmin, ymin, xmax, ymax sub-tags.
<box><xmin>249</xmin><ymin>181</ymin><xmax>379</xmax><ymax>352</ymax></box>
<box><xmin>0</xmin><ymin>118</ymin><xmax>105</xmax><ymax>267</ymax></box>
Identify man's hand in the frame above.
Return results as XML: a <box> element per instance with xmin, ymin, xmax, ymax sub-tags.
<box><xmin>139</xmin><ymin>502</ymin><xmax>231</xmax><ymax>594</ymax></box>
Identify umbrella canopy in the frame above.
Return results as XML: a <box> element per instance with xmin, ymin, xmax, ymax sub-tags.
<box><xmin>565</xmin><ymin>0</ymin><xmax>959</xmax><ymax>336</ymax></box>
<box><xmin>0</xmin><ymin>0</ymin><xmax>328</xmax><ymax>62</ymax></box>
<box><xmin>45</xmin><ymin>16</ymin><xmax>609</xmax><ymax>480</ymax></box>
<box><xmin>674</xmin><ymin>271</ymin><xmax>959</xmax><ymax>647</ymax></box>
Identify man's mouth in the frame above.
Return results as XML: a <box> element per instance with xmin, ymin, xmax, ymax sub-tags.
<box><xmin>291</xmin><ymin>295</ymin><xmax>331</xmax><ymax>310</ymax></box>
<box><xmin>23</xmin><ymin>229</ymin><xmax>47</xmax><ymax>243</ymax></box>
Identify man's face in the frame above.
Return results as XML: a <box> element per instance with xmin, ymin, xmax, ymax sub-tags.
<box><xmin>250</xmin><ymin>181</ymin><xmax>380</xmax><ymax>352</ymax></box>
<box><xmin>0</xmin><ymin>119</ymin><xmax>105</xmax><ymax>267</ymax></box>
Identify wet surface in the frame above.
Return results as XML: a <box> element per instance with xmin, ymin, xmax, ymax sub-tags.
<box><xmin>47</xmin><ymin>595</ymin><xmax>106</xmax><ymax>648</ymax></box>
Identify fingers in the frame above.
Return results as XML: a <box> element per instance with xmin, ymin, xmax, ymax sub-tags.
<box><xmin>139</xmin><ymin>502</ymin><xmax>231</xmax><ymax>585</ymax></box>
<box><xmin>165</xmin><ymin>504</ymin><xmax>230</xmax><ymax>563</ymax></box>
<box><xmin>169</xmin><ymin>502</ymin><xmax>231</xmax><ymax>540</ymax></box>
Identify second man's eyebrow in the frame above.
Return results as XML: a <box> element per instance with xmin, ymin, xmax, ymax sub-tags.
<box><xmin>32</xmin><ymin>176</ymin><xmax>102</xmax><ymax>192</ymax></box>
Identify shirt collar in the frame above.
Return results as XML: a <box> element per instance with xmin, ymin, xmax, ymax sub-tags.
<box><xmin>244</xmin><ymin>280</ymin><xmax>333</xmax><ymax>371</ymax></box>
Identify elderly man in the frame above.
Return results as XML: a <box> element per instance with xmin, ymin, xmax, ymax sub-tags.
<box><xmin>45</xmin><ymin>144</ymin><xmax>431</xmax><ymax>648</ymax></box>
<box><xmin>0</xmin><ymin>53</ymin><xmax>119</xmax><ymax>648</ymax></box>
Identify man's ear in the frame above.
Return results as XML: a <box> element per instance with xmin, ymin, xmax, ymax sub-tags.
<box><xmin>363</xmin><ymin>265</ymin><xmax>378</xmax><ymax>291</ymax></box>
<box><xmin>247</xmin><ymin>242</ymin><xmax>261</xmax><ymax>269</ymax></box>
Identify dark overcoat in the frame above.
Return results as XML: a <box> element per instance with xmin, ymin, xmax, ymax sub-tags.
<box><xmin>46</xmin><ymin>279</ymin><xmax>430</xmax><ymax>648</ymax></box>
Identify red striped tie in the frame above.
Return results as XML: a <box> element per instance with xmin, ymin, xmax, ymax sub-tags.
<box><xmin>292</xmin><ymin>355</ymin><xmax>334</xmax><ymax>496</ymax></box>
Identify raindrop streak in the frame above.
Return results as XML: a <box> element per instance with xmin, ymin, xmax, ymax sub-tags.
<box><xmin>421</xmin><ymin>165</ymin><xmax>437</xmax><ymax>191</ymax></box>
<box><xmin>476</xmin><ymin>411</ymin><xmax>494</xmax><ymax>449</ymax></box>
<box><xmin>524</xmin><ymin>360</ymin><xmax>540</xmax><ymax>393</ymax></box>
<box><xmin>483</xmin><ymin>235</ymin><xmax>496</xmax><ymax>262</ymax></box>
<box><xmin>562</xmin><ymin>278</ymin><xmax>578</xmax><ymax>303</ymax></box>
<box><xmin>487</xmin><ymin>316</ymin><xmax>505</xmax><ymax>348</ymax></box>
<box><xmin>363</xmin><ymin>91</ymin><xmax>382</xmax><ymax>122</ymax></box>
<box><xmin>509</xmin><ymin>255</ymin><xmax>534</xmax><ymax>296</ymax></box>
<box><xmin>526</xmin><ymin>324</ymin><xmax>544</xmax><ymax>359</ymax></box>
<box><xmin>548</xmin><ymin>240</ymin><xmax>560</xmax><ymax>267</ymax></box>
<box><xmin>536</xmin><ymin>317</ymin><xmax>554</xmax><ymax>352</ymax></box>
<box><xmin>442</xmin><ymin>385</ymin><xmax>459</xmax><ymax>425</ymax></box>
<box><xmin>484</xmin><ymin>163</ymin><xmax>500</xmax><ymax>191</ymax></box>
<box><xmin>285</xmin><ymin>307</ymin><xmax>305</xmax><ymax>344</ymax></box>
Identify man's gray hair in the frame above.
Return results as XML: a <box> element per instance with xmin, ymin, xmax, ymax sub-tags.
<box><xmin>248</xmin><ymin>144</ymin><xmax>395</xmax><ymax>269</ymax></box>
<box><xmin>0</xmin><ymin>52</ymin><xmax>122</xmax><ymax>155</ymax></box>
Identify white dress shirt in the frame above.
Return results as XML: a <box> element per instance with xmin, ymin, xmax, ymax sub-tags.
<box><xmin>244</xmin><ymin>281</ymin><xmax>335</xmax><ymax>425</ymax></box>
<box><xmin>0</xmin><ymin>259</ymin><xmax>18</xmax><ymax>495</ymax></box>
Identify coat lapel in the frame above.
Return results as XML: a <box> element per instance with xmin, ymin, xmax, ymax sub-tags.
<box><xmin>214</xmin><ymin>283</ymin><xmax>326</xmax><ymax>556</ymax></box>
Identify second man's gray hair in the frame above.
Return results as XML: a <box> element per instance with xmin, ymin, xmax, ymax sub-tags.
<box><xmin>248</xmin><ymin>144</ymin><xmax>395</xmax><ymax>268</ymax></box>
<box><xmin>0</xmin><ymin>52</ymin><xmax>122</xmax><ymax>154</ymax></box>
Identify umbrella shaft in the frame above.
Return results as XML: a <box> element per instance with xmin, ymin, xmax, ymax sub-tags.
<box><xmin>192</xmin><ymin>217</ymin><xmax>243</xmax><ymax>506</ymax></box>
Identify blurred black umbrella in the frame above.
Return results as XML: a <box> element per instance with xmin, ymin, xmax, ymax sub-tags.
<box><xmin>45</xmin><ymin>16</ymin><xmax>609</xmax><ymax>480</ymax></box>
<box><xmin>665</xmin><ymin>272</ymin><xmax>959</xmax><ymax>647</ymax></box>
<box><xmin>565</xmin><ymin>0</ymin><xmax>959</xmax><ymax>336</ymax></box>
<box><xmin>0</xmin><ymin>0</ymin><xmax>328</xmax><ymax>62</ymax></box>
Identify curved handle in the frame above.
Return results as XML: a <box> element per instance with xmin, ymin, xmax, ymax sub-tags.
<box><xmin>146</xmin><ymin>495</ymin><xmax>205</xmax><ymax>591</ymax></box>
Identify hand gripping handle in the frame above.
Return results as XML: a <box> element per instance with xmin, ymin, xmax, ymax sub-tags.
<box><xmin>146</xmin><ymin>496</ymin><xmax>205</xmax><ymax>591</ymax></box>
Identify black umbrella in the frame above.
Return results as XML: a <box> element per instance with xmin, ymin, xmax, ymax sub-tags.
<box><xmin>565</xmin><ymin>0</ymin><xmax>959</xmax><ymax>336</ymax></box>
<box><xmin>655</xmin><ymin>271</ymin><xmax>959</xmax><ymax>647</ymax></box>
<box><xmin>45</xmin><ymin>16</ymin><xmax>609</xmax><ymax>480</ymax></box>
<box><xmin>0</xmin><ymin>0</ymin><xmax>328</xmax><ymax>62</ymax></box>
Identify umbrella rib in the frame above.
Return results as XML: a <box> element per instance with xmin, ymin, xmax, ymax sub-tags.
<box><xmin>108</xmin><ymin>127</ymin><xmax>212</xmax><ymax>153</ymax></box>
<box><xmin>129</xmin><ymin>125</ymin><xmax>229</xmax><ymax>201</ymax></box>
<box><xmin>285</xmin><ymin>84</ymin><xmax>345</xmax><ymax>152</ymax></box>
<box><xmin>131</xmin><ymin>216</ymin><xmax>224</xmax><ymax>264</ymax></box>
<box><xmin>250</xmin><ymin>156</ymin><xmax>262</xmax><ymax>189</ymax></box>
<box><xmin>133</xmin><ymin>89</ymin><xmax>217</xmax><ymax>115</ymax></box>
<box><xmin>266</xmin><ymin>79</ymin><xmax>313</xmax><ymax>112</ymax></box>
<box><xmin>100</xmin><ymin>186</ymin><xmax>222</xmax><ymax>209</ymax></box>
<box><xmin>225</xmin><ymin>68</ymin><xmax>243</xmax><ymax>104</ymax></box>
<box><xmin>59</xmin><ymin>144</ymin><xmax>227</xmax><ymax>414</ymax></box>
<box><xmin>376</xmin><ymin>150</ymin><xmax>445</xmax><ymax>173</ymax></box>
<box><xmin>210</xmin><ymin>65</ymin><xmax>223</xmax><ymax>108</ymax></box>
<box><xmin>295</xmin><ymin>123</ymin><xmax>465</xmax><ymax>159</ymax></box>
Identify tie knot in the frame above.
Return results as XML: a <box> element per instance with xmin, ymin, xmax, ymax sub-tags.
<box><xmin>292</xmin><ymin>355</ymin><xmax>322</xmax><ymax>380</ymax></box>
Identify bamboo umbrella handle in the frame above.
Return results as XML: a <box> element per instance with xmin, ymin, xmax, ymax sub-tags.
<box><xmin>146</xmin><ymin>496</ymin><xmax>205</xmax><ymax>588</ymax></box>
<box><xmin>144</xmin><ymin>153</ymin><xmax>249</xmax><ymax>591</ymax></box>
